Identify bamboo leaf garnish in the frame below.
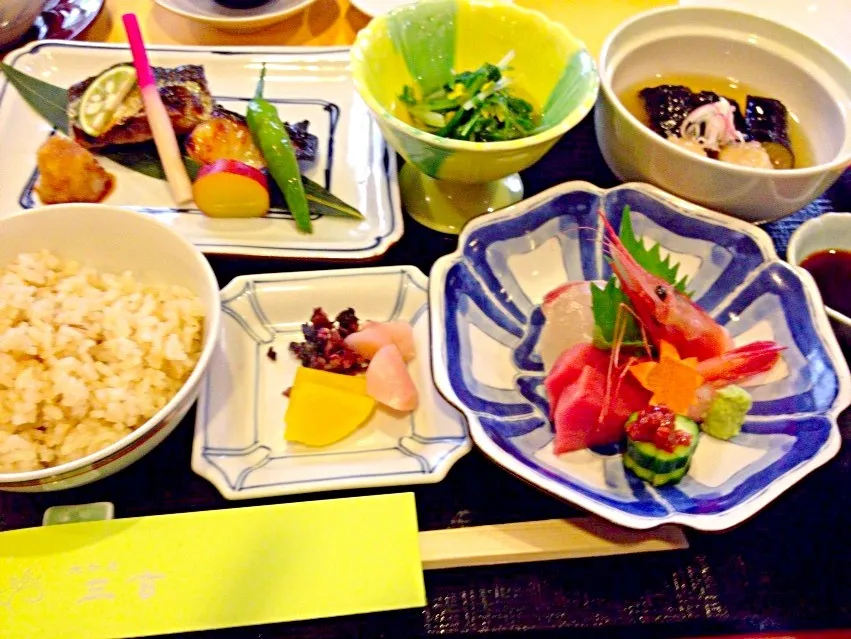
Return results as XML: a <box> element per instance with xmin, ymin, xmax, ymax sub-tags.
<box><xmin>301</xmin><ymin>176</ymin><xmax>364</xmax><ymax>220</ymax></box>
<box><xmin>0</xmin><ymin>64</ymin><xmax>364</xmax><ymax>221</ymax></box>
<box><xmin>0</xmin><ymin>62</ymin><xmax>69</xmax><ymax>133</ymax></box>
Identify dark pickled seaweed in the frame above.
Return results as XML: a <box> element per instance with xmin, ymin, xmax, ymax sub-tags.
<box><xmin>745</xmin><ymin>96</ymin><xmax>794</xmax><ymax>169</ymax></box>
<box><xmin>639</xmin><ymin>85</ymin><xmax>746</xmax><ymax>138</ymax></box>
<box><xmin>639</xmin><ymin>85</ymin><xmax>694</xmax><ymax>136</ymax></box>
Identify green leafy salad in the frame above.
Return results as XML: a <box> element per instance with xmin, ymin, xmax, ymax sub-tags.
<box><xmin>398</xmin><ymin>52</ymin><xmax>538</xmax><ymax>143</ymax></box>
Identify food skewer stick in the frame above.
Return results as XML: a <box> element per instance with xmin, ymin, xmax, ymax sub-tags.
<box><xmin>121</xmin><ymin>13</ymin><xmax>193</xmax><ymax>205</ymax></box>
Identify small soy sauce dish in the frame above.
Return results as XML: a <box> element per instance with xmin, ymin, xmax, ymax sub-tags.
<box><xmin>788</xmin><ymin>212</ymin><xmax>851</xmax><ymax>345</ymax></box>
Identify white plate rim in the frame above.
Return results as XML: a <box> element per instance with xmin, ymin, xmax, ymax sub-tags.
<box><xmin>153</xmin><ymin>0</ymin><xmax>319</xmax><ymax>28</ymax></box>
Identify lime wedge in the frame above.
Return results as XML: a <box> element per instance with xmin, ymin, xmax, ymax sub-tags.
<box><xmin>78</xmin><ymin>64</ymin><xmax>138</xmax><ymax>137</ymax></box>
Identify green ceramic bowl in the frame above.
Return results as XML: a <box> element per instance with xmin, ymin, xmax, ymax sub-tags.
<box><xmin>350</xmin><ymin>0</ymin><xmax>599</xmax><ymax>233</ymax></box>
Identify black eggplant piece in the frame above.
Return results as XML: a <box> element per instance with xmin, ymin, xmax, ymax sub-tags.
<box><xmin>639</xmin><ymin>85</ymin><xmax>694</xmax><ymax>136</ymax></box>
<box><xmin>745</xmin><ymin>96</ymin><xmax>795</xmax><ymax>169</ymax></box>
<box><xmin>639</xmin><ymin>85</ymin><xmax>746</xmax><ymax>139</ymax></box>
<box><xmin>284</xmin><ymin>120</ymin><xmax>319</xmax><ymax>165</ymax></box>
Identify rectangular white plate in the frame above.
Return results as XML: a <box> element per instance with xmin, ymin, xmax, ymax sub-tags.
<box><xmin>192</xmin><ymin>266</ymin><xmax>471</xmax><ymax>499</ymax></box>
<box><xmin>0</xmin><ymin>41</ymin><xmax>403</xmax><ymax>260</ymax></box>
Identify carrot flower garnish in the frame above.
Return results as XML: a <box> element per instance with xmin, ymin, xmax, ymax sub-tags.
<box><xmin>629</xmin><ymin>340</ymin><xmax>704</xmax><ymax>414</ymax></box>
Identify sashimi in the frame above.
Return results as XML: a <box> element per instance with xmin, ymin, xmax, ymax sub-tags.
<box><xmin>538</xmin><ymin>280</ymin><xmax>603</xmax><ymax>372</ymax></box>
<box><xmin>544</xmin><ymin>343</ymin><xmax>610</xmax><ymax>415</ymax></box>
<box><xmin>547</xmin><ymin>340</ymin><xmax>651</xmax><ymax>454</ymax></box>
<box><xmin>551</xmin><ymin>366</ymin><xmax>602</xmax><ymax>453</ymax></box>
<box><xmin>551</xmin><ymin>362</ymin><xmax>650</xmax><ymax>454</ymax></box>
<box><xmin>365</xmin><ymin>344</ymin><xmax>418</xmax><ymax>411</ymax></box>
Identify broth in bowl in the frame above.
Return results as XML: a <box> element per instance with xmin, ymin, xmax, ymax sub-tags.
<box><xmin>619</xmin><ymin>73</ymin><xmax>815</xmax><ymax>169</ymax></box>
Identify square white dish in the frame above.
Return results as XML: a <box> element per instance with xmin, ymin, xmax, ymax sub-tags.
<box><xmin>192</xmin><ymin>266</ymin><xmax>471</xmax><ymax>499</ymax></box>
<box><xmin>0</xmin><ymin>41</ymin><xmax>403</xmax><ymax>260</ymax></box>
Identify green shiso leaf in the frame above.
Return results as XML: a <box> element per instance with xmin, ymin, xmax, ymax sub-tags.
<box><xmin>591</xmin><ymin>278</ymin><xmax>643</xmax><ymax>349</ymax></box>
<box><xmin>618</xmin><ymin>205</ymin><xmax>690</xmax><ymax>294</ymax></box>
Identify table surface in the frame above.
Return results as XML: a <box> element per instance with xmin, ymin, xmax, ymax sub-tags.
<box><xmin>4</xmin><ymin>1</ymin><xmax>851</xmax><ymax>638</ymax></box>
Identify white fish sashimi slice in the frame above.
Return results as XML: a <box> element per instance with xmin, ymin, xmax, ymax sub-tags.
<box><xmin>365</xmin><ymin>344</ymin><xmax>418</xmax><ymax>411</ymax></box>
<box><xmin>538</xmin><ymin>280</ymin><xmax>604</xmax><ymax>374</ymax></box>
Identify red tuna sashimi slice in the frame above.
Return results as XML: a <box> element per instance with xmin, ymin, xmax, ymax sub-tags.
<box><xmin>363</xmin><ymin>320</ymin><xmax>416</xmax><ymax>362</ymax></box>
<box><xmin>544</xmin><ymin>343</ymin><xmax>611</xmax><ymax>416</ymax></box>
<box><xmin>602</xmin><ymin>372</ymin><xmax>652</xmax><ymax>433</ymax></box>
<box><xmin>550</xmin><ymin>355</ymin><xmax>651</xmax><ymax>455</ymax></box>
<box><xmin>552</xmin><ymin>366</ymin><xmax>606</xmax><ymax>454</ymax></box>
<box><xmin>366</xmin><ymin>344</ymin><xmax>418</xmax><ymax>411</ymax></box>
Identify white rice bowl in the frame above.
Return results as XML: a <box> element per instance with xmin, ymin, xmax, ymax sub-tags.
<box><xmin>0</xmin><ymin>204</ymin><xmax>220</xmax><ymax>491</ymax></box>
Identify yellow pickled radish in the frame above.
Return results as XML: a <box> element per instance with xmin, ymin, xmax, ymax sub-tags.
<box><xmin>284</xmin><ymin>380</ymin><xmax>376</xmax><ymax>447</ymax></box>
<box><xmin>78</xmin><ymin>65</ymin><xmax>138</xmax><ymax>137</ymax></box>
<box><xmin>292</xmin><ymin>366</ymin><xmax>368</xmax><ymax>394</ymax></box>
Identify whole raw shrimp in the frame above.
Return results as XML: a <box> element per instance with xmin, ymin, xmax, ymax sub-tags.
<box><xmin>601</xmin><ymin>211</ymin><xmax>785</xmax><ymax>375</ymax></box>
<box><xmin>600</xmin><ymin>210</ymin><xmax>732</xmax><ymax>360</ymax></box>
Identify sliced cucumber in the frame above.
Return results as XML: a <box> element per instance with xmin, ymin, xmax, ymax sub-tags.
<box><xmin>624</xmin><ymin>454</ymin><xmax>690</xmax><ymax>487</ymax></box>
<box><xmin>623</xmin><ymin>413</ymin><xmax>699</xmax><ymax>486</ymax></box>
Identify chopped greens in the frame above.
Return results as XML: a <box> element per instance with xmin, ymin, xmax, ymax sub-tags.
<box><xmin>398</xmin><ymin>52</ymin><xmax>537</xmax><ymax>142</ymax></box>
<box><xmin>592</xmin><ymin>207</ymin><xmax>692</xmax><ymax>350</ymax></box>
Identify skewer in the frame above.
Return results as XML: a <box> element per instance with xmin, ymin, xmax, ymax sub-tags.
<box><xmin>122</xmin><ymin>13</ymin><xmax>193</xmax><ymax>205</ymax></box>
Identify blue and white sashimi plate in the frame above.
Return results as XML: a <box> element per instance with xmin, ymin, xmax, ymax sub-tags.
<box><xmin>193</xmin><ymin>266</ymin><xmax>470</xmax><ymax>499</ymax></box>
<box><xmin>429</xmin><ymin>181</ymin><xmax>851</xmax><ymax>531</ymax></box>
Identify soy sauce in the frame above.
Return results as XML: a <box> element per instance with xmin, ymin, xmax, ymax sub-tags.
<box><xmin>799</xmin><ymin>249</ymin><xmax>851</xmax><ymax>317</ymax></box>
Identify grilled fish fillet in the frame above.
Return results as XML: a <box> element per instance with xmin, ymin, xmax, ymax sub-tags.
<box><xmin>185</xmin><ymin>105</ymin><xmax>319</xmax><ymax>168</ymax></box>
<box><xmin>68</xmin><ymin>63</ymin><xmax>214</xmax><ymax>149</ymax></box>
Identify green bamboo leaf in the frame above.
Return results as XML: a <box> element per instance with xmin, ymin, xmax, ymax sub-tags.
<box><xmin>0</xmin><ymin>62</ymin><xmax>69</xmax><ymax>133</ymax></box>
<box><xmin>301</xmin><ymin>176</ymin><xmax>364</xmax><ymax>220</ymax></box>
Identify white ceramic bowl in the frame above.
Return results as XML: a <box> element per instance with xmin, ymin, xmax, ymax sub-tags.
<box><xmin>788</xmin><ymin>212</ymin><xmax>851</xmax><ymax>343</ymax></box>
<box><xmin>595</xmin><ymin>6</ymin><xmax>851</xmax><ymax>223</ymax></box>
<box><xmin>0</xmin><ymin>205</ymin><xmax>221</xmax><ymax>492</ymax></box>
<box><xmin>153</xmin><ymin>0</ymin><xmax>318</xmax><ymax>33</ymax></box>
<box><xmin>0</xmin><ymin>0</ymin><xmax>47</xmax><ymax>48</ymax></box>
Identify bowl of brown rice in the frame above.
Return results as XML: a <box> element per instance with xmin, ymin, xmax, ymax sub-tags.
<box><xmin>0</xmin><ymin>204</ymin><xmax>221</xmax><ymax>491</ymax></box>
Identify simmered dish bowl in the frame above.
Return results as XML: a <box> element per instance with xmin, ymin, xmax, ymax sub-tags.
<box><xmin>0</xmin><ymin>205</ymin><xmax>221</xmax><ymax>492</ymax></box>
<box><xmin>595</xmin><ymin>6</ymin><xmax>851</xmax><ymax>222</ymax></box>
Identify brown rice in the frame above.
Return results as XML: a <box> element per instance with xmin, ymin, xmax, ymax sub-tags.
<box><xmin>0</xmin><ymin>250</ymin><xmax>205</xmax><ymax>473</ymax></box>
